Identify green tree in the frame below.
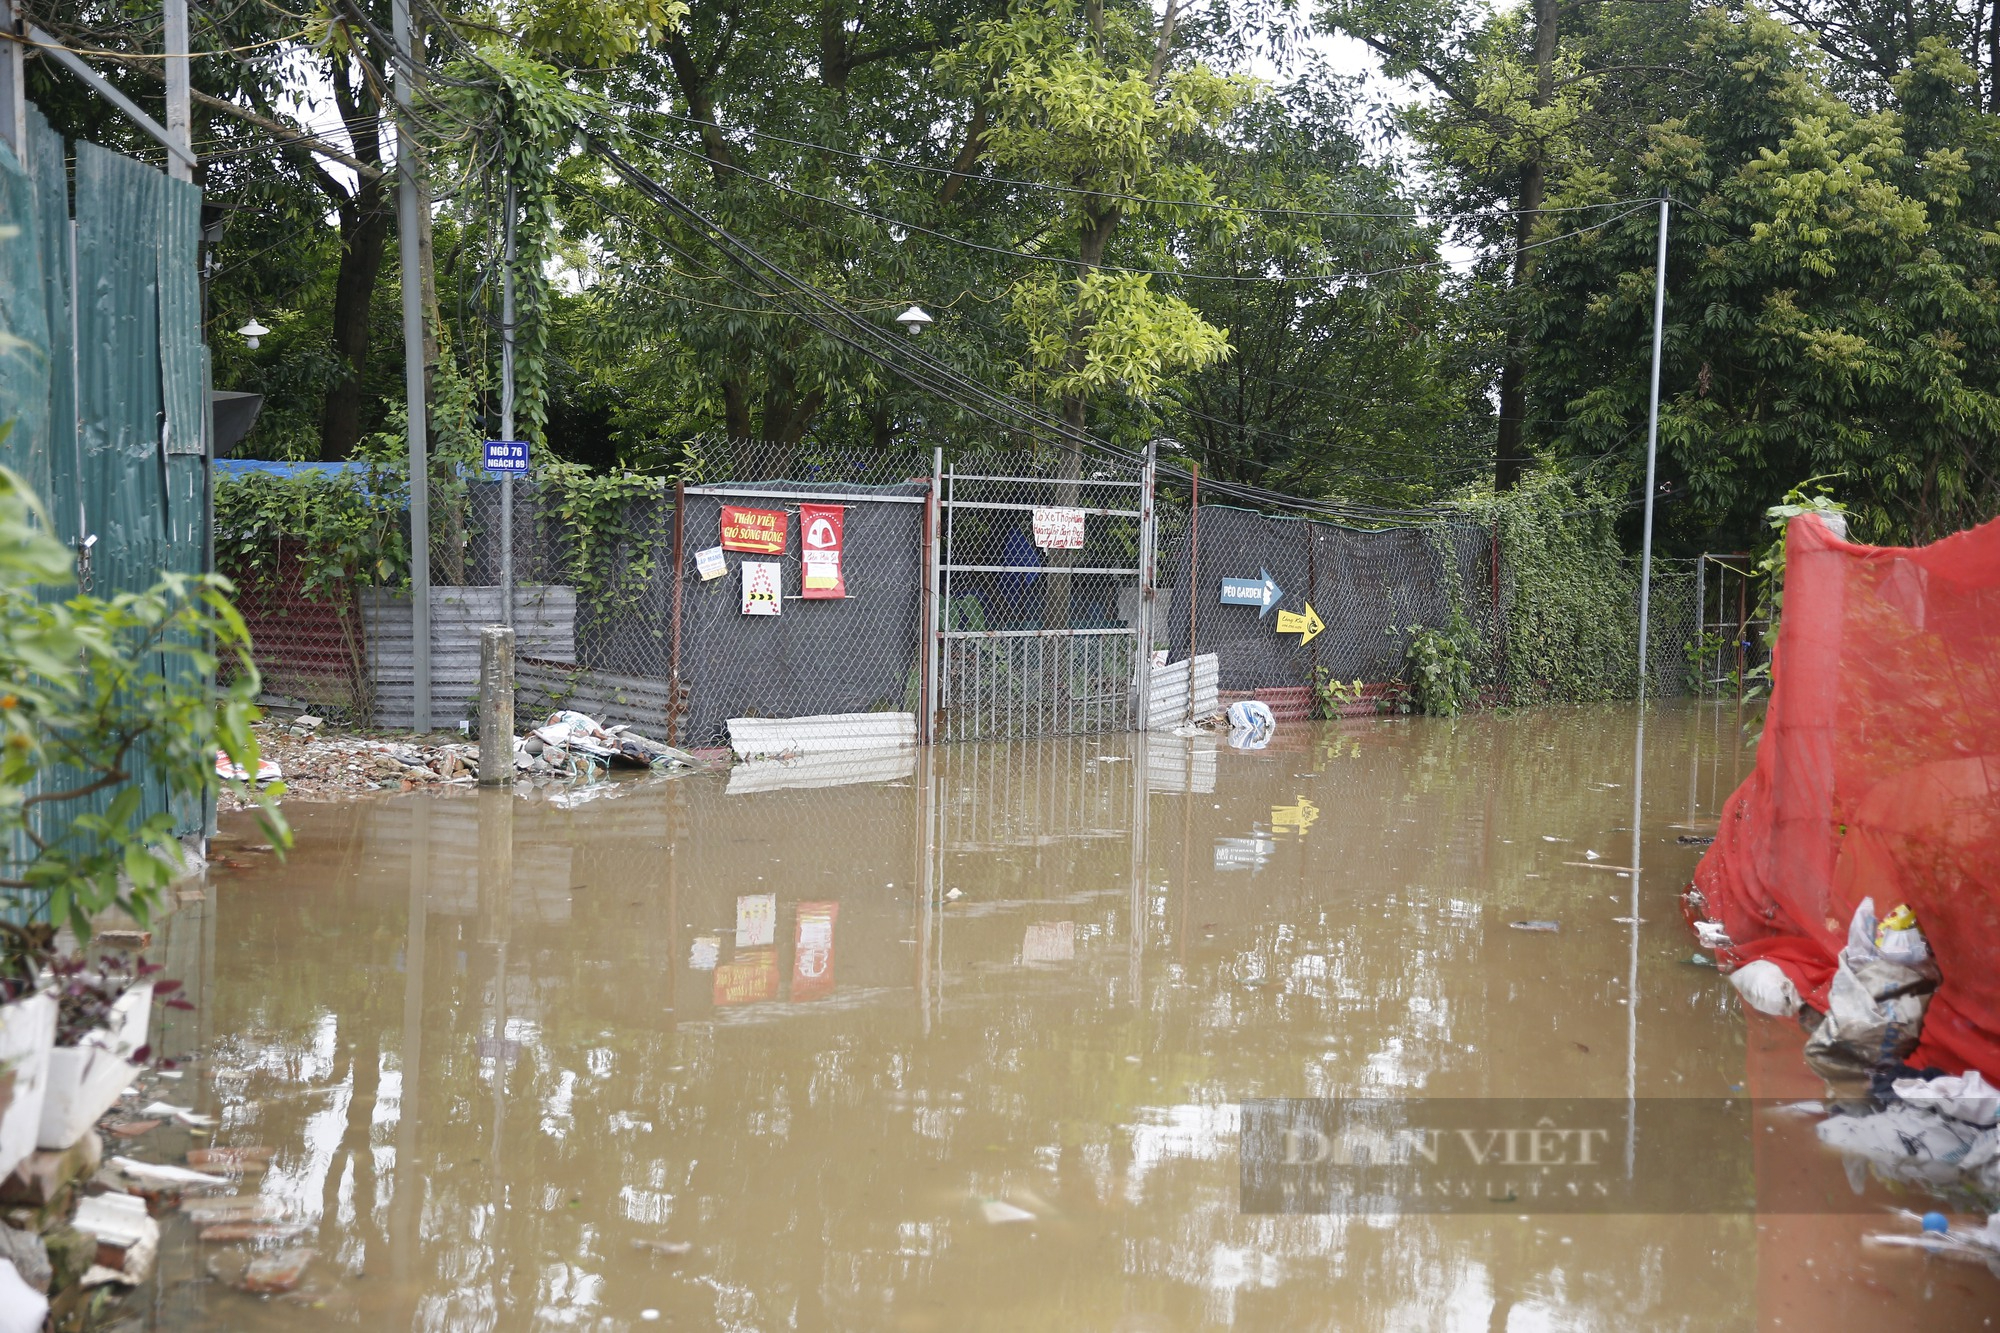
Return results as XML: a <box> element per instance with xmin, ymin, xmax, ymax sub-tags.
<box><xmin>1163</xmin><ymin>72</ymin><xmax>1489</xmax><ymax>506</ymax></box>
<box><xmin>1530</xmin><ymin>7</ymin><xmax>2000</xmax><ymax>545</ymax></box>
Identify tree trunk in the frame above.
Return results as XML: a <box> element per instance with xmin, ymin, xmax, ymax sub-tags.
<box><xmin>319</xmin><ymin>181</ymin><xmax>394</xmax><ymax>461</ymax></box>
<box><xmin>317</xmin><ymin>49</ymin><xmax>390</xmax><ymax>462</ymax></box>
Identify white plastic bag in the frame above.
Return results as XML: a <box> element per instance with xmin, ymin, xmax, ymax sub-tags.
<box><xmin>1729</xmin><ymin>960</ymin><xmax>1802</xmax><ymax>1017</ymax></box>
<box><xmin>1892</xmin><ymin>1071</ymin><xmax>2000</xmax><ymax>1128</ymax></box>
<box><xmin>1225</xmin><ymin>700</ymin><xmax>1275</xmax><ymax>750</ymax></box>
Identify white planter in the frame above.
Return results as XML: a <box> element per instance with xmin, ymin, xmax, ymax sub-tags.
<box><xmin>0</xmin><ymin>993</ymin><xmax>57</xmax><ymax>1179</ymax></box>
<box><xmin>37</xmin><ymin>981</ymin><xmax>152</xmax><ymax>1151</ymax></box>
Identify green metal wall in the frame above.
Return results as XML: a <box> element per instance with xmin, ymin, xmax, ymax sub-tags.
<box><xmin>0</xmin><ymin>105</ymin><xmax>214</xmax><ymax>904</ymax></box>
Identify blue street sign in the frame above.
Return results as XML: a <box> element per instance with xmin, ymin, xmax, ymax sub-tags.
<box><xmin>1219</xmin><ymin>568</ymin><xmax>1284</xmax><ymax>617</ymax></box>
<box><xmin>484</xmin><ymin>439</ymin><xmax>530</xmax><ymax>475</ymax></box>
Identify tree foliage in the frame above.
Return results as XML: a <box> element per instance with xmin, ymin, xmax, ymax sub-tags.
<box><xmin>29</xmin><ymin>0</ymin><xmax>2000</xmax><ymax>545</ymax></box>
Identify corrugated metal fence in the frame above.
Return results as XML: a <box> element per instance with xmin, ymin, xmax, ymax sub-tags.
<box><xmin>0</xmin><ymin>107</ymin><xmax>212</xmax><ymax>889</ymax></box>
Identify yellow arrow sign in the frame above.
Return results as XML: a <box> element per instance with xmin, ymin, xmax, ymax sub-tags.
<box><xmin>1274</xmin><ymin>602</ymin><xmax>1325</xmax><ymax>645</ymax></box>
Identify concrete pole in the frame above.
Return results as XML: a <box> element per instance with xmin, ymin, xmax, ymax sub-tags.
<box><xmin>1635</xmin><ymin>193</ymin><xmax>1670</xmax><ymax>699</ymax></box>
<box><xmin>499</xmin><ymin>181</ymin><xmax>516</xmax><ymax>628</ymax></box>
<box><xmin>0</xmin><ymin>0</ymin><xmax>25</xmax><ymax>160</ymax></box>
<box><xmin>391</xmin><ymin>0</ymin><xmax>432</xmax><ymax>731</ymax></box>
<box><xmin>478</xmin><ymin>625</ymin><xmax>514</xmax><ymax>785</ymax></box>
<box><xmin>164</xmin><ymin>0</ymin><xmax>192</xmax><ymax>183</ymax></box>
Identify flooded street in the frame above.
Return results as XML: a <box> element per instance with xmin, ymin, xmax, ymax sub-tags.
<box><xmin>137</xmin><ymin>704</ymin><xmax>1997</xmax><ymax>1330</ymax></box>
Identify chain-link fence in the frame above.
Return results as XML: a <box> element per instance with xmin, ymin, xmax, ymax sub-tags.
<box><xmin>1153</xmin><ymin>496</ymin><xmax>1498</xmax><ymax>707</ymax></box>
<box><xmin>239</xmin><ymin>438</ymin><xmax>1707</xmax><ymax>739</ymax></box>
<box><xmin>219</xmin><ymin>541</ymin><xmax>373</xmax><ymax>725</ymax></box>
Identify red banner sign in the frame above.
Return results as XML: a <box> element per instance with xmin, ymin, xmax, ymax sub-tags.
<box><xmin>799</xmin><ymin>504</ymin><xmax>846</xmax><ymax>599</ymax></box>
<box><xmin>720</xmin><ymin>505</ymin><xmax>786</xmax><ymax>554</ymax></box>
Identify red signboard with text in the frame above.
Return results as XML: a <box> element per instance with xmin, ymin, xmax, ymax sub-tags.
<box><xmin>720</xmin><ymin>505</ymin><xmax>786</xmax><ymax>554</ymax></box>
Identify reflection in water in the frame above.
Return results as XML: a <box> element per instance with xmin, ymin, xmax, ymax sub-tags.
<box><xmin>142</xmin><ymin>704</ymin><xmax>1994</xmax><ymax>1329</ymax></box>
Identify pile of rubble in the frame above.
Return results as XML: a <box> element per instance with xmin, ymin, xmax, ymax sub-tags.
<box><xmin>218</xmin><ymin>710</ymin><xmax>702</xmax><ymax>810</ymax></box>
<box><xmin>216</xmin><ymin>718</ymin><xmax>481</xmax><ymax>810</ymax></box>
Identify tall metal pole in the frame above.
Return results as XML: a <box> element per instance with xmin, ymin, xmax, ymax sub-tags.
<box><xmin>1625</xmin><ymin>193</ymin><xmax>1669</xmax><ymax>1176</ymax></box>
<box><xmin>499</xmin><ymin>181</ymin><xmax>516</xmax><ymax>629</ymax></box>
<box><xmin>1</xmin><ymin>1</ymin><xmax>28</xmax><ymax>159</ymax></box>
<box><xmin>392</xmin><ymin>0</ymin><xmax>432</xmax><ymax>731</ymax></box>
<box><xmin>164</xmin><ymin>0</ymin><xmax>192</xmax><ymax>183</ymax></box>
<box><xmin>1635</xmin><ymin>193</ymin><xmax>1669</xmax><ymax>700</ymax></box>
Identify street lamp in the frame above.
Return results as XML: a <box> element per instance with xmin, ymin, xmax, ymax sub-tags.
<box><xmin>237</xmin><ymin>317</ymin><xmax>270</xmax><ymax>349</ymax></box>
<box><xmin>895</xmin><ymin>305</ymin><xmax>933</xmax><ymax>335</ymax></box>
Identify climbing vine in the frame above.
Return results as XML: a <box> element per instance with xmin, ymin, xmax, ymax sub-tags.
<box><xmin>1452</xmin><ymin>471</ymin><xmax>1642</xmax><ymax>704</ymax></box>
<box><xmin>533</xmin><ymin>461</ymin><xmax>670</xmax><ymax>618</ymax></box>
<box><xmin>1404</xmin><ymin>609</ymin><xmax>1479</xmax><ymax>715</ymax></box>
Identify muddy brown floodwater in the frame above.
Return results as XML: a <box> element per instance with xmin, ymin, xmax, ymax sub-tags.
<box><xmin>130</xmin><ymin>703</ymin><xmax>1996</xmax><ymax>1330</ymax></box>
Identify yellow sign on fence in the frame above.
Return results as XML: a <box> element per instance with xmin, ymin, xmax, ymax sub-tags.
<box><xmin>1275</xmin><ymin>603</ymin><xmax>1325</xmax><ymax>645</ymax></box>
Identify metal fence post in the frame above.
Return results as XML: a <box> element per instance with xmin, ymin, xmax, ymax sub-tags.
<box><xmin>1693</xmin><ymin>553</ymin><xmax>1706</xmax><ymax>695</ymax></box>
<box><xmin>667</xmin><ymin>478</ymin><xmax>686</xmax><ymax>746</ymax></box>
<box><xmin>1183</xmin><ymin>463</ymin><xmax>1200</xmax><ymax>728</ymax></box>
<box><xmin>919</xmin><ymin>466</ymin><xmax>935</xmax><ymax>745</ymax></box>
<box><xmin>478</xmin><ymin>625</ymin><xmax>514</xmax><ymax>785</ymax></box>
<box><xmin>1133</xmin><ymin>439</ymin><xmax>1158</xmax><ymax>731</ymax></box>
<box><xmin>925</xmin><ymin>446</ymin><xmax>943</xmax><ymax>744</ymax></box>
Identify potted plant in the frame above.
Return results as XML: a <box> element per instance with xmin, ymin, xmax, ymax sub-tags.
<box><xmin>0</xmin><ymin>923</ymin><xmax>58</xmax><ymax>1180</ymax></box>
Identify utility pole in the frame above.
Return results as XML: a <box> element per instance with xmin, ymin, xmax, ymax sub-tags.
<box><xmin>391</xmin><ymin>0</ymin><xmax>432</xmax><ymax>731</ymax></box>
<box><xmin>0</xmin><ymin>0</ymin><xmax>25</xmax><ymax>159</ymax></box>
<box><xmin>164</xmin><ymin>0</ymin><xmax>191</xmax><ymax>182</ymax></box>
<box><xmin>499</xmin><ymin>180</ymin><xmax>515</xmax><ymax>628</ymax></box>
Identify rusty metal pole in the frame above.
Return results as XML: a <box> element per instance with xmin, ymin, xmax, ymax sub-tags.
<box><xmin>1735</xmin><ymin>565</ymin><xmax>1748</xmax><ymax>700</ymax></box>
<box><xmin>1184</xmin><ymin>464</ymin><xmax>1200</xmax><ymax>727</ymax></box>
<box><xmin>1490</xmin><ymin>525</ymin><xmax>1503</xmax><ymax>694</ymax></box>
<box><xmin>668</xmin><ymin>479</ymin><xmax>686</xmax><ymax>746</ymax></box>
<box><xmin>919</xmin><ymin>476</ymin><xmax>935</xmax><ymax>743</ymax></box>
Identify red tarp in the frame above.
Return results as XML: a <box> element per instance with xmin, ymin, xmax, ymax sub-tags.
<box><xmin>1695</xmin><ymin>513</ymin><xmax>2000</xmax><ymax>1079</ymax></box>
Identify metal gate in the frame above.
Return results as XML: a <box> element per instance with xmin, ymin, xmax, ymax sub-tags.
<box><xmin>925</xmin><ymin>446</ymin><xmax>1158</xmax><ymax>741</ymax></box>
